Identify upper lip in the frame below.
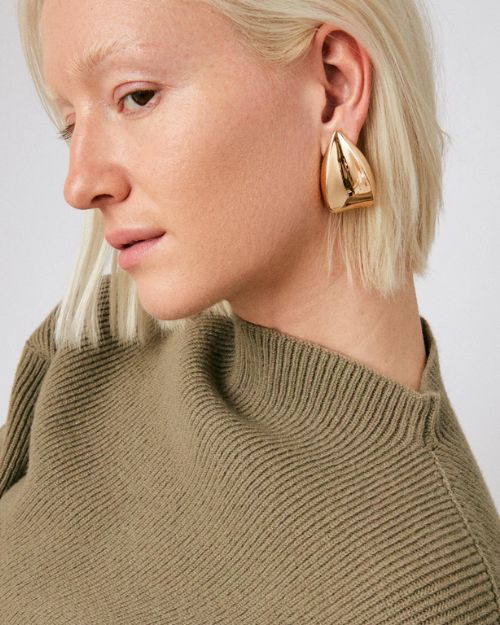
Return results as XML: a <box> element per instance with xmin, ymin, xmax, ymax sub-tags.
<box><xmin>105</xmin><ymin>227</ymin><xmax>166</xmax><ymax>250</ymax></box>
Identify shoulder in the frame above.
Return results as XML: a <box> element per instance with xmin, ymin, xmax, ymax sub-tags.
<box><xmin>0</xmin><ymin>423</ymin><xmax>6</xmax><ymax>452</ymax></box>
<box><xmin>24</xmin><ymin>299</ymin><xmax>61</xmax><ymax>361</ymax></box>
<box><xmin>24</xmin><ymin>273</ymin><xmax>115</xmax><ymax>360</ymax></box>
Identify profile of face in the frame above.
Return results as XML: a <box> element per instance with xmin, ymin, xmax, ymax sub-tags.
<box><xmin>41</xmin><ymin>0</ymin><xmax>371</xmax><ymax>322</ymax></box>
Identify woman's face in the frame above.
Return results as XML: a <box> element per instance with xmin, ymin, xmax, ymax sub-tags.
<box><xmin>41</xmin><ymin>0</ymin><xmax>332</xmax><ymax>320</ymax></box>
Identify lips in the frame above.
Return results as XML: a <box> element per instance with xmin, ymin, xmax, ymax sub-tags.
<box><xmin>105</xmin><ymin>228</ymin><xmax>167</xmax><ymax>251</ymax></box>
<box><xmin>123</xmin><ymin>239</ymin><xmax>145</xmax><ymax>248</ymax></box>
<box><xmin>117</xmin><ymin>233</ymin><xmax>166</xmax><ymax>270</ymax></box>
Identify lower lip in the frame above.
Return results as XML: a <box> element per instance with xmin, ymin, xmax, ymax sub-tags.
<box><xmin>118</xmin><ymin>234</ymin><xmax>166</xmax><ymax>270</ymax></box>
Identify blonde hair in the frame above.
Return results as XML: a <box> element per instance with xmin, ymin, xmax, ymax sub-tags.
<box><xmin>17</xmin><ymin>0</ymin><xmax>450</xmax><ymax>350</ymax></box>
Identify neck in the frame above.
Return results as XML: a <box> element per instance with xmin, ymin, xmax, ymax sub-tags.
<box><xmin>228</xmin><ymin>265</ymin><xmax>427</xmax><ymax>393</ymax></box>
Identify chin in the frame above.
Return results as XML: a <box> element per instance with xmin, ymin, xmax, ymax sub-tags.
<box><xmin>135</xmin><ymin>287</ymin><xmax>218</xmax><ymax>323</ymax></box>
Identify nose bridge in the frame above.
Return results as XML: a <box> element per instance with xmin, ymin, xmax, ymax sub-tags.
<box><xmin>63</xmin><ymin>107</ymin><xmax>123</xmax><ymax>211</ymax></box>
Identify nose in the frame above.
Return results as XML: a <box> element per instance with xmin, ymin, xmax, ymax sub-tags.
<box><xmin>63</xmin><ymin>116</ymin><xmax>131</xmax><ymax>211</ymax></box>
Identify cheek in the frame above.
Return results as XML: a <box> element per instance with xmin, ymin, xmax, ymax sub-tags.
<box><xmin>143</xmin><ymin>74</ymin><xmax>317</xmax><ymax>269</ymax></box>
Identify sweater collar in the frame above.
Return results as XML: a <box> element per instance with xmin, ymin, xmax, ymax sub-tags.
<box><xmin>206</xmin><ymin>312</ymin><xmax>446</xmax><ymax>447</ymax></box>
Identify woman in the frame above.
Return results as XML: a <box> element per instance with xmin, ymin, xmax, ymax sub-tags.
<box><xmin>1</xmin><ymin>0</ymin><xmax>499</xmax><ymax>623</ymax></box>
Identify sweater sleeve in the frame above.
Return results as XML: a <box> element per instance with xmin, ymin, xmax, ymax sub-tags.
<box><xmin>0</xmin><ymin>301</ymin><xmax>61</xmax><ymax>498</ymax></box>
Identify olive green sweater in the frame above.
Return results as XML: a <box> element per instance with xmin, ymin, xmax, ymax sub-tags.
<box><xmin>1</xmin><ymin>275</ymin><xmax>499</xmax><ymax>625</ymax></box>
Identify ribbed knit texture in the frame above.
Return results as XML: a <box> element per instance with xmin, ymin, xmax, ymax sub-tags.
<box><xmin>1</xmin><ymin>274</ymin><xmax>499</xmax><ymax>625</ymax></box>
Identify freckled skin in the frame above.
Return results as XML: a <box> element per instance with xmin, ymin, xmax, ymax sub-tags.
<box><xmin>41</xmin><ymin>0</ymin><xmax>427</xmax><ymax>391</ymax></box>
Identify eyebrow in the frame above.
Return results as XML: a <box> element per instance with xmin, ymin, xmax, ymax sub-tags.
<box><xmin>70</xmin><ymin>35</ymin><xmax>140</xmax><ymax>79</ymax></box>
<box><xmin>45</xmin><ymin>36</ymin><xmax>144</xmax><ymax>101</ymax></box>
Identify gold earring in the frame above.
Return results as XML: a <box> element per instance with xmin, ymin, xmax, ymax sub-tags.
<box><xmin>320</xmin><ymin>129</ymin><xmax>376</xmax><ymax>213</ymax></box>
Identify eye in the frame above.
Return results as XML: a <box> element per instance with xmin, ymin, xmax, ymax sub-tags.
<box><xmin>57</xmin><ymin>88</ymin><xmax>159</xmax><ymax>142</ymax></box>
<box><xmin>122</xmin><ymin>89</ymin><xmax>158</xmax><ymax>111</ymax></box>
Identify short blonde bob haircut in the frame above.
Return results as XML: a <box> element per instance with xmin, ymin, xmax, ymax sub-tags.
<box><xmin>17</xmin><ymin>0</ymin><xmax>449</xmax><ymax>350</ymax></box>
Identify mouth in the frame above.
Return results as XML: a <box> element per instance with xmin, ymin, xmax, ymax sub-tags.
<box><xmin>117</xmin><ymin>233</ymin><xmax>166</xmax><ymax>270</ymax></box>
<box><xmin>105</xmin><ymin>228</ymin><xmax>167</xmax><ymax>251</ymax></box>
<box><xmin>122</xmin><ymin>239</ymin><xmax>146</xmax><ymax>249</ymax></box>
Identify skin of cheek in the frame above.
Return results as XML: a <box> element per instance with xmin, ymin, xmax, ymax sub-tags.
<box><xmin>131</xmin><ymin>61</ymin><xmax>324</xmax><ymax>321</ymax></box>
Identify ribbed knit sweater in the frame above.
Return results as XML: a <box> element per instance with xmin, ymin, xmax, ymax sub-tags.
<box><xmin>1</xmin><ymin>274</ymin><xmax>499</xmax><ymax>625</ymax></box>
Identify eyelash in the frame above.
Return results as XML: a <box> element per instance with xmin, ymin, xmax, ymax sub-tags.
<box><xmin>57</xmin><ymin>89</ymin><xmax>159</xmax><ymax>142</ymax></box>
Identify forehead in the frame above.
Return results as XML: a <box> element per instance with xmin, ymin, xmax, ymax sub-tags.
<box><xmin>40</xmin><ymin>0</ymin><xmax>240</xmax><ymax>98</ymax></box>
<box><xmin>40</xmin><ymin>0</ymin><xmax>233</xmax><ymax>57</ymax></box>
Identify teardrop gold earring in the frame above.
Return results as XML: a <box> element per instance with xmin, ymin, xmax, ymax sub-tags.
<box><xmin>320</xmin><ymin>129</ymin><xmax>376</xmax><ymax>213</ymax></box>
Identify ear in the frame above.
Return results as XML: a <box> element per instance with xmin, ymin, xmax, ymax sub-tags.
<box><xmin>311</xmin><ymin>24</ymin><xmax>372</xmax><ymax>156</ymax></box>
